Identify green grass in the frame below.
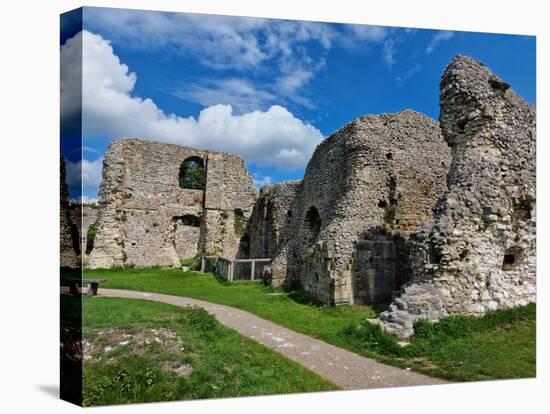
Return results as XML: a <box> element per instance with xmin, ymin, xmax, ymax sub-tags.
<box><xmin>85</xmin><ymin>267</ymin><xmax>536</xmax><ymax>382</ymax></box>
<box><xmin>82</xmin><ymin>296</ymin><xmax>337</xmax><ymax>406</ymax></box>
<box><xmin>339</xmin><ymin>303</ymin><xmax>536</xmax><ymax>381</ymax></box>
<box><xmin>86</xmin><ymin>267</ymin><xmax>377</xmax><ymax>342</ymax></box>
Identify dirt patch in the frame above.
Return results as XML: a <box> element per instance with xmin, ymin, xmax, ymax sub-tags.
<box><xmin>83</xmin><ymin>326</ymin><xmax>193</xmax><ymax>376</ymax></box>
<box><xmin>162</xmin><ymin>360</ymin><xmax>194</xmax><ymax>377</ymax></box>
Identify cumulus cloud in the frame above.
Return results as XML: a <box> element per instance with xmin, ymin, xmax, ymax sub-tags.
<box><xmin>61</xmin><ymin>31</ymin><xmax>323</xmax><ymax>173</ymax></box>
<box><xmin>252</xmin><ymin>174</ymin><xmax>272</xmax><ymax>189</ymax></box>
<box><xmin>426</xmin><ymin>31</ymin><xmax>455</xmax><ymax>54</ymax></box>
<box><xmin>65</xmin><ymin>157</ymin><xmax>104</xmax><ymax>193</ymax></box>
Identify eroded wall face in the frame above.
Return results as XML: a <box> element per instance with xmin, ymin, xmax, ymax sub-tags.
<box><xmin>69</xmin><ymin>205</ymin><xmax>98</xmax><ymax>265</ymax></box>
<box><xmin>379</xmin><ymin>56</ymin><xmax>536</xmax><ymax>339</ymax></box>
<box><xmin>266</xmin><ymin>111</ymin><xmax>451</xmax><ymax>305</ymax></box>
<box><xmin>173</xmin><ymin>221</ymin><xmax>200</xmax><ymax>259</ymax></box>
<box><xmin>60</xmin><ymin>155</ymin><xmax>80</xmax><ymax>268</ymax></box>
<box><xmin>88</xmin><ymin>138</ymin><xmax>257</xmax><ymax>268</ymax></box>
<box><xmin>249</xmin><ymin>182</ymin><xmax>301</xmax><ymax>261</ymax></box>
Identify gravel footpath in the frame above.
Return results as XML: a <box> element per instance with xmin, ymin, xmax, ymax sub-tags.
<box><xmin>100</xmin><ymin>288</ymin><xmax>448</xmax><ymax>390</ymax></box>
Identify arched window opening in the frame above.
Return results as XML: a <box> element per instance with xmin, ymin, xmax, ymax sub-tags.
<box><xmin>305</xmin><ymin>206</ymin><xmax>321</xmax><ymax>245</ymax></box>
<box><xmin>179</xmin><ymin>157</ymin><xmax>205</xmax><ymax>190</ymax></box>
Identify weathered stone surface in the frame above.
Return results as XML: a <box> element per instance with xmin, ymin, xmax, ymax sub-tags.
<box><xmin>81</xmin><ymin>55</ymin><xmax>535</xmax><ymax>333</ymax></box>
<box><xmin>378</xmin><ymin>56</ymin><xmax>536</xmax><ymax>338</ymax></box>
<box><xmin>60</xmin><ymin>154</ymin><xmax>80</xmax><ymax>268</ymax></box>
<box><xmin>249</xmin><ymin>181</ymin><xmax>302</xmax><ymax>260</ymax></box>
<box><xmin>88</xmin><ymin>138</ymin><xmax>257</xmax><ymax>268</ymax></box>
<box><xmin>69</xmin><ymin>205</ymin><xmax>98</xmax><ymax>265</ymax></box>
<box><xmin>261</xmin><ymin>110</ymin><xmax>451</xmax><ymax>305</ymax></box>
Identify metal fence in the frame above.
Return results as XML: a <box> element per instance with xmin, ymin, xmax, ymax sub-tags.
<box><xmin>200</xmin><ymin>256</ymin><xmax>271</xmax><ymax>282</ymax></box>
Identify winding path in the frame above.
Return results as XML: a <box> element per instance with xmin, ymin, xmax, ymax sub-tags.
<box><xmin>100</xmin><ymin>288</ymin><xmax>447</xmax><ymax>390</ymax></box>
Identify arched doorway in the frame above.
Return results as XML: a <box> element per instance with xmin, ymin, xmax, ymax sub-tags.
<box><xmin>304</xmin><ymin>206</ymin><xmax>321</xmax><ymax>246</ymax></box>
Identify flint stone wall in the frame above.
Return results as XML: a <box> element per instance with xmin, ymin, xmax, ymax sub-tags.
<box><xmin>262</xmin><ymin>110</ymin><xmax>451</xmax><ymax>304</ymax></box>
<box><xmin>379</xmin><ymin>56</ymin><xmax>536</xmax><ymax>339</ymax></box>
<box><xmin>87</xmin><ymin>138</ymin><xmax>257</xmax><ymax>268</ymax></box>
<box><xmin>69</xmin><ymin>205</ymin><xmax>98</xmax><ymax>265</ymax></box>
<box><xmin>248</xmin><ymin>181</ymin><xmax>302</xmax><ymax>260</ymax></box>
<box><xmin>60</xmin><ymin>154</ymin><xmax>80</xmax><ymax>268</ymax></box>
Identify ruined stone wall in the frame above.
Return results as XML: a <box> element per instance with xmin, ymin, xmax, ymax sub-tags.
<box><xmin>248</xmin><ymin>181</ymin><xmax>302</xmax><ymax>260</ymax></box>
<box><xmin>60</xmin><ymin>154</ymin><xmax>80</xmax><ymax>268</ymax></box>
<box><xmin>379</xmin><ymin>56</ymin><xmax>536</xmax><ymax>339</ymax></box>
<box><xmin>69</xmin><ymin>205</ymin><xmax>98</xmax><ymax>265</ymax></box>
<box><xmin>265</xmin><ymin>111</ymin><xmax>451</xmax><ymax>304</ymax></box>
<box><xmin>88</xmin><ymin>138</ymin><xmax>257</xmax><ymax>268</ymax></box>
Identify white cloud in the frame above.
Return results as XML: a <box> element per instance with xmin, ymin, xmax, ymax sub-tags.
<box><xmin>172</xmin><ymin>79</ymin><xmax>276</xmax><ymax>113</ymax></box>
<box><xmin>65</xmin><ymin>156</ymin><xmax>103</xmax><ymax>193</ymax></box>
<box><xmin>71</xmin><ymin>196</ymin><xmax>99</xmax><ymax>205</ymax></box>
<box><xmin>252</xmin><ymin>174</ymin><xmax>272</xmax><ymax>189</ymax></box>
<box><xmin>60</xmin><ymin>31</ymin><xmax>82</xmax><ymax>124</ymax></box>
<box><xmin>383</xmin><ymin>38</ymin><xmax>397</xmax><ymax>67</ymax></box>
<box><xmin>85</xmin><ymin>9</ymin><xmax>391</xmax><ymax>106</ymax></box>
<box><xmin>85</xmin><ymin>9</ymin><xmax>270</xmax><ymax>70</ymax></box>
<box><xmin>347</xmin><ymin>25</ymin><xmax>388</xmax><ymax>42</ymax></box>
<box><xmin>61</xmin><ymin>31</ymin><xmax>323</xmax><ymax>177</ymax></box>
<box><xmin>426</xmin><ymin>31</ymin><xmax>455</xmax><ymax>54</ymax></box>
<box><xmin>396</xmin><ymin>63</ymin><xmax>421</xmax><ymax>84</ymax></box>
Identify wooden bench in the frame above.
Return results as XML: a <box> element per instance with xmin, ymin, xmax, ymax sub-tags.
<box><xmin>61</xmin><ymin>278</ymin><xmax>106</xmax><ymax>296</ymax></box>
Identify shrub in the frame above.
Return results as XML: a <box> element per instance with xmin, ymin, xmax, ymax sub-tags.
<box><xmin>234</xmin><ymin>209</ymin><xmax>245</xmax><ymax>235</ymax></box>
<box><xmin>180</xmin><ymin>257</ymin><xmax>194</xmax><ymax>267</ymax></box>
<box><xmin>181</xmin><ymin>251</ymin><xmax>217</xmax><ymax>271</ymax></box>
<box><xmin>86</xmin><ymin>224</ymin><xmax>98</xmax><ymax>254</ymax></box>
<box><xmin>338</xmin><ymin>321</ymin><xmax>402</xmax><ymax>355</ymax></box>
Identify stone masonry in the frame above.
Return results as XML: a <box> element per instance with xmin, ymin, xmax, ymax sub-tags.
<box><xmin>79</xmin><ymin>55</ymin><xmax>536</xmax><ymax>335</ymax></box>
<box><xmin>60</xmin><ymin>154</ymin><xmax>80</xmax><ymax>268</ymax></box>
<box><xmin>261</xmin><ymin>110</ymin><xmax>451</xmax><ymax>304</ymax></box>
<box><xmin>378</xmin><ymin>56</ymin><xmax>536</xmax><ymax>338</ymax></box>
<box><xmin>248</xmin><ymin>181</ymin><xmax>302</xmax><ymax>260</ymax></box>
<box><xmin>69</xmin><ymin>205</ymin><xmax>99</xmax><ymax>265</ymax></box>
<box><xmin>87</xmin><ymin>138</ymin><xmax>257</xmax><ymax>268</ymax></box>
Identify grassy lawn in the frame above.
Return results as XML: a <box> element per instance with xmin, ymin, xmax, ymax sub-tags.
<box><xmin>82</xmin><ymin>296</ymin><xmax>338</xmax><ymax>406</ymax></box>
<box><xmin>85</xmin><ymin>267</ymin><xmax>536</xmax><ymax>382</ymax></box>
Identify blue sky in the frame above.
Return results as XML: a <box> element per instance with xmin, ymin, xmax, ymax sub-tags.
<box><xmin>60</xmin><ymin>7</ymin><xmax>535</xmax><ymax>201</ymax></box>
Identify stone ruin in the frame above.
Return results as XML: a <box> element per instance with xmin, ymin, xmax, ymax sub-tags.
<box><xmin>250</xmin><ymin>110</ymin><xmax>452</xmax><ymax>305</ymax></box>
<box><xmin>63</xmin><ymin>55</ymin><xmax>535</xmax><ymax>338</ymax></box>
<box><xmin>87</xmin><ymin>139</ymin><xmax>257</xmax><ymax>268</ymax></box>
<box><xmin>60</xmin><ymin>154</ymin><xmax>80</xmax><ymax>268</ymax></box>
<box><xmin>378</xmin><ymin>55</ymin><xmax>536</xmax><ymax>338</ymax></box>
<box><xmin>60</xmin><ymin>154</ymin><xmax>100</xmax><ymax>268</ymax></box>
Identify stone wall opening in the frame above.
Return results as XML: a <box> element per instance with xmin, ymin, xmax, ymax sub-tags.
<box><xmin>304</xmin><ymin>206</ymin><xmax>321</xmax><ymax>246</ymax></box>
<box><xmin>502</xmin><ymin>246</ymin><xmax>522</xmax><ymax>271</ymax></box>
<box><xmin>234</xmin><ymin>208</ymin><xmax>245</xmax><ymax>236</ymax></box>
<box><xmin>353</xmin><ymin>227</ymin><xmax>411</xmax><ymax>304</ymax></box>
<box><xmin>85</xmin><ymin>223</ymin><xmax>97</xmax><ymax>255</ymax></box>
<box><xmin>172</xmin><ymin>214</ymin><xmax>201</xmax><ymax>260</ymax></box>
<box><xmin>180</xmin><ymin>214</ymin><xmax>201</xmax><ymax>227</ymax></box>
<box><xmin>179</xmin><ymin>157</ymin><xmax>205</xmax><ymax>190</ymax></box>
